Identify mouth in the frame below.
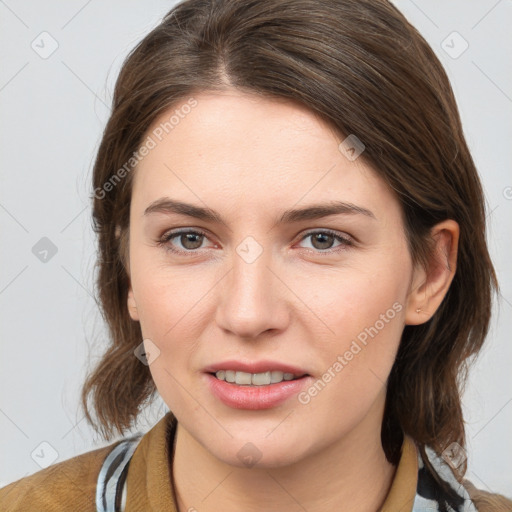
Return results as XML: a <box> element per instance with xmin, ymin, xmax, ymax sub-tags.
<box><xmin>204</xmin><ymin>369</ymin><xmax>312</xmax><ymax>410</ymax></box>
<box><xmin>208</xmin><ymin>370</ymin><xmax>309</xmax><ymax>386</ymax></box>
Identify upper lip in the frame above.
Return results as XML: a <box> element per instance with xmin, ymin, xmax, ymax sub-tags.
<box><xmin>203</xmin><ymin>359</ymin><xmax>310</xmax><ymax>376</ymax></box>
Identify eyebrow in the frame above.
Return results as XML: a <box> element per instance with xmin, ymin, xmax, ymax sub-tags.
<box><xmin>143</xmin><ymin>197</ymin><xmax>376</xmax><ymax>226</ymax></box>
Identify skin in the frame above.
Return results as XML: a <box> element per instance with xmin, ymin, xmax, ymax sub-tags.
<box><xmin>125</xmin><ymin>89</ymin><xmax>459</xmax><ymax>512</ymax></box>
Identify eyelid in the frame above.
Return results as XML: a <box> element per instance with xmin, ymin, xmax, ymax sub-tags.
<box><xmin>300</xmin><ymin>228</ymin><xmax>354</xmax><ymax>243</ymax></box>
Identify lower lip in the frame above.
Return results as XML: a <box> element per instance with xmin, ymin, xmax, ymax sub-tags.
<box><xmin>205</xmin><ymin>373</ymin><xmax>312</xmax><ymax>410</ymax></box>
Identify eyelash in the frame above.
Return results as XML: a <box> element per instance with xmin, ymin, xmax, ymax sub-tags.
<box><xmin>156</xmin><ymin>228</ymin><xmax>354</xmax><ymax>256</ymax></box>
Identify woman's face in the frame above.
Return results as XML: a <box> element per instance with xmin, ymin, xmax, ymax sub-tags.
<box><xmin>126</xmin><ymin>90</ymin><xmax>420</xmax><ymax>467</ymax></box>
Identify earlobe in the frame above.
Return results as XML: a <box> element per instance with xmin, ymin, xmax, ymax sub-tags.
<box><xmin>405</xmin><ymin>220</ymin><xmax>459</xmax><ymax>325</ymax></box>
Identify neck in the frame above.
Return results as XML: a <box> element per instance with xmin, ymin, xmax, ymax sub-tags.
<box><xmin>171</xmin><ymin>395</ymin><xmax>397</xmax><ymax>512</ymax></box>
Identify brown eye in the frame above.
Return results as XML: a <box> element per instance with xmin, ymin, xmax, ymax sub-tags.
<box><xmin>310</xmin><ymin>232</ymin><xmax>335</xmax><ymax>250</ymax></box>
<box><xmin>298</xmin><ymin>230</ymin><xmax>353</xmax><ymax>253</ymax></box>
<box><xmin>177</xmin><ymin>232</ymin><xmax>204</xmax><ymax>250</ymax></box>
<box><xmin>158</xmin><ymin>229</ymin><xmax>209</xmax><ymax>253</ymax></box>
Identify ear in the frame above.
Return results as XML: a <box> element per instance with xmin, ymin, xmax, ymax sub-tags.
<box><xmin>405</xmin><ymin>219</ymin><xmax>459</xmax><ymax>325</ymax></box>
<box><xmin>116</xmin><ymin>223</ymin><xmax>139</xmax><ymax>322</ymax></box>
<box><xmin>127</xmin><ymin>285</ymin><xmax>140</xmax><ymax>321</ymax></box>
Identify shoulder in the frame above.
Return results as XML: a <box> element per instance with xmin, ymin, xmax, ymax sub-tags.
<box><xmin>0</xmin><ymin>440</ymin><xmax>122</xmax><ymax>512</ymax></box>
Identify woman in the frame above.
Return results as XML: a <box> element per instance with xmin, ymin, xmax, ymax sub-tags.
<box><xmin>1</xmin><ymin>0</ymin><xmax>510</xmax><ymax>510</ymax></box>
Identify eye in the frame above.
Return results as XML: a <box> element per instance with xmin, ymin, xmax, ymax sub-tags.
<box><xmin>157</xmin><ymin>229</ymin><xmax>211</xmax><ymax>254</ymax></box>
<box><xmin>297</xmin><ymin>230</ymin><xmax>353</xmax><ymax>254</ymax></box>
<box><xmin>157</xmin><ymin>228</ymin><xmax>354</xmax><ymax>256</ymax></box>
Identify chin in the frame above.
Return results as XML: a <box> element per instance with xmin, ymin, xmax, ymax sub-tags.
<box><xmin>204</xmin><ymin>435</ymin><xmax>308</xmax><ymax>470</ymax></box>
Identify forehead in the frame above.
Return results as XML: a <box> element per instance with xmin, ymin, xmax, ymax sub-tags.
<box><xmin>144</xmin><ymin>90</ymin><xmax>342</xmax><ymax>164</ymax></box>
<box><xmin>130</xmin><ymin>90</ymin><xmax>401</xmax><ymax>224</ymax></box>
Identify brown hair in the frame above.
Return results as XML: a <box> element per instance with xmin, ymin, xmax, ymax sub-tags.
<box><xmin>82</xmin><ymin>0</ymin><xmax>504</xmax><ymax>504</ymax></box>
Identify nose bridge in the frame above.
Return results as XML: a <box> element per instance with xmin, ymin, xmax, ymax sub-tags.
<box><xmin>233</xmin><ymin>234</ymin><xmax>270</xmax><ymax>296</ymax></box>
<box><xmin>215</xmin><ymin>233</ymin><xmax>288</xmax><ymax>337</ymax></box>
<box><xmin>230</xmin><ymin>233</ymin><xmax>274</xmax><ymax>311</ymax></box>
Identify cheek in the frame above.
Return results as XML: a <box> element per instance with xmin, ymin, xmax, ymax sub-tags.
<box><xmin>295</xmin><ymin>307</ymin><xmax>405</xmax><ymax>441</ymax></box>
<box><xmin>295</xmin><ymin>260</ymin><xmax>409</xmax><ymax>407</ymax></box>
<box><xmin>133</xmin><ymin>269</ymin><xmax>205</xmax><ymax>343</ymax></box>
<box><xmin>130</xmin><ymin>253</ymin><xmax>216</xmax><ymax>386</ymax></box>
<box><xmin>297</xmin><ymin>259</ymin><xmax>408</xmax><ymax>344</ymax></box>
<box><xmin>129</xmin><ymin>235</ymin><xmax>207</xmax><ymax>333</ymax></box>
<box><xmin>131</xmin><ymin>265</ymin><xmax>208</xmax><ymax>414</ymax></box>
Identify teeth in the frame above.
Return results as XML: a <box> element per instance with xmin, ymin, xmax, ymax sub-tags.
<box><xmin>251</xmin><ymin>371</ymin><xmax>271</xmax><ymax>385</ymax></box>
<box><xmin>235</xmin><ymin>371</ymin><xmax>253</xmax><ymax>385</ymax></box>
<box><xmin>214</xmin><ymin>370</ymin><xmax>302</xmax><ymax>385</ymax></box>
<box><xmin>270</xmin><ymin>371</ymin><xmax>284</xmax><ymax>383</ymax></box>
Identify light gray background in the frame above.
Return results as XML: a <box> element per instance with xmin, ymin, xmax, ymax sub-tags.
<box><xmin>1</xmin><ymin>0</ymin><xmax>511</xmax><ymax>497</ymax></box>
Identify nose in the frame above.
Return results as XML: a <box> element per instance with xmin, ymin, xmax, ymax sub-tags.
<box><xmin>214</xmin><ymin>241</ymin><xmax>290</xmax><ymax>340</ymax></box>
